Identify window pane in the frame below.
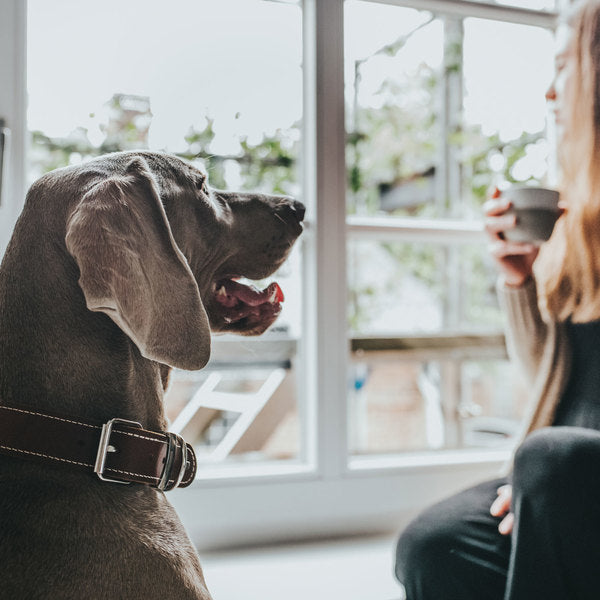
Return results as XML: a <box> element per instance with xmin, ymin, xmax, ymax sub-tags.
<box><xmin>345</xmin><ymin>1</ymin><xmax>443</xmax><ymax>217</ymax></box>
<box><xmin>348</xmin><ymin>238</ymin><xmax>520</xmax><ymax>456</ymax></box>
<box><xmin>349</xmin><ymin>355</ymin><xmax>527</xmax><ymax>455</ymax></box>
<box><xmin>27</xmin><ymin>0</ymin><xmax>305</xmax><ymax>468</ymax></box>
<box><xmin>27</xmin><ymin>0</ymin><xmax>302</xmax><ymax>193</ymax></box>
<box><xmin>348</xmin><ymin>240</ymin><xmax>502</xmax><ymax>336</ymax></box>
<box><xmin>345</xmin><ymin>3</ymin><xmax>555</xmax><ymax>218</ymax></box>
<box><xmin>344</xmin><ymin>1</ymin><xmax>554</xmax><ymax>457</ymax></box>
<box><xmin>463</xmin><ymin>18</ymin><xmax>555</xmax><ymax>202</ymax></box>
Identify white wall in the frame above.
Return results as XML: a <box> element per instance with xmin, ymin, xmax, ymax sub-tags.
<box><xmin>171</xmin><ymin>453</ymin><xmax>506</xmax><ymax>551</ymax></box>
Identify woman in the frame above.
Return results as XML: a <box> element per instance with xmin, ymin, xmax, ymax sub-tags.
<box><xmin>394</xmin><ymin>1</ymin><xmax>600</xmax><ymax>598</ymax></box>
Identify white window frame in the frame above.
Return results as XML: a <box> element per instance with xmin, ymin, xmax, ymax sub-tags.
<box><xmin>0</xmin><ymin>0</ymin><xmax>27</xmax><ymax>258</ymax></box>
<box><xmin>0</xmin><ymin>0</ymin><xmax>557</xmax><ymax>549</ymax></box>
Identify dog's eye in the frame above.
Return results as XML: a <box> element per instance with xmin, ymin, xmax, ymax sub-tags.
<box><xmin>196</xmin><ymin>178</ymin><xmax>209</xmax><ymax>195</ymax></box>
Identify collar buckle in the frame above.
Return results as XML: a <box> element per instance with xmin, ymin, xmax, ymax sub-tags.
<box><xmin>94</xmin><ymin>418</ymin><xmax>143</xmax><ymax>484</ymax></box>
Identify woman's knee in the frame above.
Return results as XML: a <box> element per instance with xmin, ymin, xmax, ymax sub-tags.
<box><xmin>513</xmin><ymin>427</ymin><xmax>600</xmax><ymax>497</ymax></box>
<box><xmin>395</xmin><ymin>509</ymin><xmax>458</xmax><ymax>586</ymax></box>
<box><xmin>395</xmin><ymin>480</ymin><xmax>509</xmax><ymax>599</ymax></box>
<box><xmin>395</xmin><ymin>518</ymin><xmax>429</xmax><ymax>584</ymax></box>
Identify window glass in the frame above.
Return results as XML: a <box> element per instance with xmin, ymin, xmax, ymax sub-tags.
<box><xmin>349</xmin><ymin>356</ymin><xmax>527</xmax><ymax>455</ymax></box>
<box><xmin>348</xmin><ymin>240</ymin><xmax>503</xmax><ymax>336</ymax></box>
<box><xmin>345</xmin><ymin>2</ymin><xmax>443</xmax><ymax>217</ymax></box>
<box><xmin>463</xmin><ymin>18</ymin><xmax>555</xmax><ymax>203</ymax></box>
<box><xmin>345</xmin><ymin>2</ymin><xmax>555</xmax><ymax>219</ymax></box>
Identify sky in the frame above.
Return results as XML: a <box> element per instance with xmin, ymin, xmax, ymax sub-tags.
<box><xmin>28</xmin><ymin>0</ymin><xmax>555</xmax><ymax>153</ymax></box>
<box><xmin>343</xmin><ymin>2</ymin><xmax>554</xmax><ymax>139</ymax></box>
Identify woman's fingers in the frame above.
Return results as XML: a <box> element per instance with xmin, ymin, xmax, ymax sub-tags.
<box><xmin>497</xmin><ymin>484</ymin><xmax>512</xmax><ymax>496</ymax></box>
<box><xmin>483</xmin><ymin>195</ymin><xmax>515</xmax><ymax>242</ymax></box>
<box><xmin>483</xmin><ymin>188</ymin><xmax>538</xmax><ymax>287</ymax></box>
<box><xmin>490</xmin><ymin>495</ymin><xmax>509</xmax><ymax>517</ymax></box>
<box><xmin>484</xmin><ymin>214</ymin><xmax>517</xmax><ymax>239</ymax></box>
<box><xmin>483</xmin><ymin>197</ymin><xmax>512</xmax><ymax>217</ymax></box>
<box><xmin>488</xmin><ymin>240</ymin><xmax>537</xmax><ymax>259</ymax></box>
<box><xmin>491</xmin><ymin>484</ymin><xmax>514</xmax><ymax>534</ymax></box>
<box><xmin>498</xmin><ymin>512</ymin><xmax>514</xmax><ymax>536</ymax></box>
<box><xmin>490</xmin><ymin>484</ymin><xmax>512</xmax><ymax>517</ymax></box>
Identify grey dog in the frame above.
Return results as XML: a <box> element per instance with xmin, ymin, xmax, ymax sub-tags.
<box><xmin>0</xmin><ymin>151</ymin><xmax>304</xmax><ymax>599</ymax></box>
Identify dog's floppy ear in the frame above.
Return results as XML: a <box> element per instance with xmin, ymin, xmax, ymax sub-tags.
<box><xmin>65</xmin><ymin>156</ymin><xmax>210</xmax><ymax>370</ymax></box>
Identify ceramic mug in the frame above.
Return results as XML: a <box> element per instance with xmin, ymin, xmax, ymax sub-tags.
<box><xmin>502</xmin><ymin>186</ymin><xmax>561</xmax><ymax>244</ymax></box>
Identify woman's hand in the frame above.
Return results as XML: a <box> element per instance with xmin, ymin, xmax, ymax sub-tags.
<box><xmin>483</xmin><ymin>188</ymin><xmax>539</xmax><ymax>288</ymax></box>
<box><xmin>490</xmin><ymin>484</ymin><xmax>514</xmax><ymax>535</ymax></box>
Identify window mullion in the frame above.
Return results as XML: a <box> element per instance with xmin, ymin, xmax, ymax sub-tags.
<box><xmin>346</xmin><ymin>217</ymin><xmax>485</xmax><ymax>243</ymax></box>
<box><xmin>303</xmin><ymin>0</ymin><xmax>348</xmax><ymax>478</ymax></box>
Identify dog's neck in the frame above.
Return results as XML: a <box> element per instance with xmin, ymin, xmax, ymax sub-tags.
<box><xmin>0</xmin><ymin>256</ymin><xmax>169</xmax><ymax>431</ymax></box>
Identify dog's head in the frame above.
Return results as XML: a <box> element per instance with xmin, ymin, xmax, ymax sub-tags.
<box><xmin>64</xmin><ymin>152</ymin><xmax>304</xmax><ymax>371</ymax></box>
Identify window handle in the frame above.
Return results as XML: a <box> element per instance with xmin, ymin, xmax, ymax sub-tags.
<box><xmin>0</xmin><ymin>118</ymin><xmax>11</xmax><ymax>208</ymax></box>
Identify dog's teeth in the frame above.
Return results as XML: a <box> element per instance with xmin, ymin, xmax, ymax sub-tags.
<box><xmin>217</xmin><ymin>286</ymin><xmax>227</xmax><ymax>297</ymax></box>
<box><xmin>269</xmin><ymin>290</ymin><xmax>278</xmax><ymax>303</ymax></box>
<box><xmin>224</xmin><ymin>317</ymin><xmax>233</xmax><ymax>324</ymax></box>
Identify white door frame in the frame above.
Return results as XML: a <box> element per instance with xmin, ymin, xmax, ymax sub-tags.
<box><xmin>0</xmin><ymin>0</ymin><xmax>27</xmax><ymax>258</ymax></box>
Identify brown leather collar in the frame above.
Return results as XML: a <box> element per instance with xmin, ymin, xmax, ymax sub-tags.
<box><xmin>0</xmin><ymin>405</ymin><xmax>197</xmax><ymax>491</ymax></box>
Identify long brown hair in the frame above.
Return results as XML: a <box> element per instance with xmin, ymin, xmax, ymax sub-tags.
<box><xmin>536</xmin><ymin>0</ymin><xmax>600</xmax><ymax>322</ymax></box>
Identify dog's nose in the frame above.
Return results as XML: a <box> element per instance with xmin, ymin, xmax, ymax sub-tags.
<box><xmin>289</xmin><ymin>200</ymin><xmax>306</xmax><ymax>222</ymax></box>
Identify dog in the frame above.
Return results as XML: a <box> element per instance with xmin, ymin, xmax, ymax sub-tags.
<box><xmin>0</xmin><ymin>151</ymin><xmax>304</xmax><ymax>599</ymax></box>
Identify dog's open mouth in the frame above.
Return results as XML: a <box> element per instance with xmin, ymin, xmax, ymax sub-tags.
<box><xmin>212</xmin><ymin>277</ymin><xmax>284</xmax><ymax>333</ymax></box>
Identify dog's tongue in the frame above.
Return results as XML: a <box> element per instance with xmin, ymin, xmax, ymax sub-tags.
<box><xmin>215</xmin><ymin>279</ymin><xmax>284</xmax><ymax>308</ymax></box>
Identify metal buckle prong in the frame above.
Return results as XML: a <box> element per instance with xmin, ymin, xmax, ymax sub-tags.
<box><xmin>158</xmin><ymin>432</ymin><xmax>187</xmax><ymax>492</ymax></box>
<box><xmin>94</xmin><ymin>418</ymin><xmax>142</xmax><ymax>484</ymax></box>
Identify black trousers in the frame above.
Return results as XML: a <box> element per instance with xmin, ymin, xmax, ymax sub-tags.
<box><xmin>395</xmin><ymin>427</ymin><xmax>600</xmax><ymax>600</ymax></box>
